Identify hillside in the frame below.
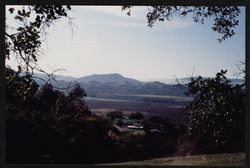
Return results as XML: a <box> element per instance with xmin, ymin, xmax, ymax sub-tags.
<box><xmin>100</xmin><ymin>153</ymin><xmax>245</xmax><ymax>166</ymax></box>
<box><xmin>76</xmin><ymin>73</ymin><xmax>142</xmax><ymax>85</ymax></box>
<box><xmin>32</xmin><ymin>73</ymin><xmax>189</xmax><ymax>97</ymax></box>
<box><xmin>83</xmin><ymin>75</ymin><xmax>188</xmax><ymax>97</ymax></box>
<box><xmin>31</xmin><ymin>73</ymin><xmax>244</xmax><ymax>97</ymax></box>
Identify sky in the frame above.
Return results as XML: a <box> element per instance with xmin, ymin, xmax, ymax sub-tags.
<box><xmin>6</xmin><ymin>6</ymin><xmax>245</xmax><ymax>81</ymax></box>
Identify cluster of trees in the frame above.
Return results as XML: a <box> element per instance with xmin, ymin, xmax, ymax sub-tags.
<box><xmin>6</xmin><ymin>67</ymin><xmax>97</xmax><ymax>162</ymax></box>
<box><xmin>5</xmin><ymin>66</ymin><xmax>185</xmax><ymax>163</ymax></box>
<box><xmin>5</xmin><ymin>67</ymin><xmax>246</xmax><ymax>163</ymax></box>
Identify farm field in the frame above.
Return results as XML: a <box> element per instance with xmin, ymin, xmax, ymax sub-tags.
<box><xmin>127</xmin><ymin>94</ymin><xmax>193</xmax><ymax>101</ymax></box>
<box><xmin>90</xmin><ymin>108</ymin><xmax>148</xmax><ymax>118</ymax></box>
<box><xmin>85</xmin><ymin>94</ymin><xmax>190</xmax><ymax>123</ymax></box>
<box><xmin>85</xmin><ymin>97</ymin><xmax>131</xmax><ymax>102</ymax></box>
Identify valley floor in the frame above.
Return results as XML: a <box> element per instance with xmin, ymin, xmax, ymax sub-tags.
<box><xmin>98</xmin><ymin>153</ymin><xmax>245</xmax><ymax>166</ymax></box>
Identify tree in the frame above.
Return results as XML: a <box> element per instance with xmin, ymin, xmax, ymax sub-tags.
<box><xmin>5</xmin><ymin>7</ymin><xmax>100</xmax><ymax>162</ymax></box>
<box><xmin>107</xmin><ymin>111</ymin><xmax>124</xmax><ymax>120</ymax></box>
<box><xmin>6</xmin><ymin>67</ymin><xmax>39</xmax><ymax>103</ymax></box>
<box><xmin>6</xmin><ymin>71</ymin><xmax>93</xmax><ymax>162</ymax></box>
<box><xmin>5</xmin><ymin>5</ymin><xmax>73</xmax><ymax>99</ymax></box>
<box><xmin>122</xmin><ymin>6</ymin><xmax>241</xmax><ymax>43</ymax></box>
<box><xmin>6</xmin><ymin>5</ymin><xmax>72</xmax><ymax>75</ymax></box>
<box><xmin>129</xmin><ymin>112</ymin><xmax>144</xmax><ymax>120</ymax></box>
<box><xmin>186</xmin><ymin>70</ymin><xmax>245</xmax><ymax>153</ymax></box>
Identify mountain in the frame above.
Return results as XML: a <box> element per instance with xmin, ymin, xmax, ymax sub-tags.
<box><xmin>76</xmin><ymin>73</ymin><xmax>142</xmax><ymax>85</ymax></box>
<box><xmin>149</xmin><ymin>77</ymin><xmax>245</xmax><ymax>85</ymax></box>
<box><xmin>30</xmin><ymin>73</ymin><xmax>244</xmax><ymax>97</ymax></box>
<box><xmin>141</xmin><ymin>78</ymin><xmax>187</xmax><ymax>85</ymax></box>
<box><xmin>55</xmin><ymin>75</ymin><xmax>77</xmax><ymax>81</ymax></box>
<box><xmin>177</xmin><ymin>77</ymin><xmax>245</xmax><ymax>85</ymax></box>
<box><xmin>30</xmin><ymin>72</ymin><xmax>245</xmax><ymax>86</ymax></box>
<box><xmin>230</xmin><ymin>79</ymin><xmax>245</xmax><ymax>85</ymax></box>
<box><xmin>30</xmin><ymin>73</ymin><xmax>77</xmax><ymax>87</ymax></box>
<box><xmin>74</xmin><ymin>74</ymin><xmax>188</xmax><ymax>97</ymax></box>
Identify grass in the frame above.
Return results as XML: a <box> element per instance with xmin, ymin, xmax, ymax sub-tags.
<box><xmin>99</xmin><ymin>153</ymin><xmax>245</xmax><ymax>166</ymax></box>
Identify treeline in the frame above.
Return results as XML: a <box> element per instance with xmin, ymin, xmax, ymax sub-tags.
<box><xmin>6</xmin><ymin>68</ymin><xmax>245</xmax><ymax>163</ymax></box>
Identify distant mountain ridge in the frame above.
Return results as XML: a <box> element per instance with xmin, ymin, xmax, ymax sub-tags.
<box><xmin>76</xmin><ymin>73</ymin><xmax>142</xmax><ymax>85</ymax></box>
<box><xmin>31</xmin><ymin>73</ymin><xmax>188</xmax><ymax>97</ymax></box>
<box><xmin>31</xmin><ymin>73</ymin><xmax>245</xmax><ymax>97</ymax></box>
<box><xmin>74</xmin><ymin>74</ymin><xmax>187</xmax><ymax>96</ymax></box>
<box><xmin>31</xmin><ymin>72</ymin><xmax>245</xmax><ymax>86</ymax></box>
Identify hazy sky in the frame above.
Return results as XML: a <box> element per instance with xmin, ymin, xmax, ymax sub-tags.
<box><xmin>6</xmin><ymin>6</ymin><xmax>245</xmax><ymax>80</ymax></box>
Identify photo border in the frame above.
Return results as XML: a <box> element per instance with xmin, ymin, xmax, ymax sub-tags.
<box><xmin>0</xmin><ymin>0</ymin><xmax>249</xmax><ymax>168</ymax></box>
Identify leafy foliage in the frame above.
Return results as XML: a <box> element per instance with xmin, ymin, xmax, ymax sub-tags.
<box><xmin>122</xmin><ymin>6</ymin><xmax>240</xmax><ymax>42</ymax></box>
<box><xmin>6</xmin><ymin>67</ymin><xmax>39</xmax><ymax>103</ymax></box>
<box><xmin>106</xmin><ymin>110</ymin><xmax>124</xmax><ymax>120</ymax></box>
<box><xmin>129</xmin><ymin>112</ymin><xmax>144</xmax><ymax>120</ymax></box>
<box><xmin>186</xmin><ymin>70</ymin><xmax>245</xmax><ymax>153</ymax></box>
<box><xmin>6</xmin><ymin>5</ymin><xmax>71</xmax><ymax>73</ymax></box>
<box><xmin>6</xmin><ymin>68</ymin><xmax>96</xmax><ymax>163</ymax></box>
<box><xmin>142</xmin><ymin>116</ymin><xmax>184</xmax><ymax>155</ymax></box>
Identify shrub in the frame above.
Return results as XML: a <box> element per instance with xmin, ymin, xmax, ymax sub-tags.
<box><xmin>6</xmin><ymin>68</ymin><xmax>95</xmax><ymax>163</ymax></box>
<box><xmin>186</xmin><ymin>70</ymin><xmax>245</xmax><ymax>153</ymax></box>
<box><xmin>142</xmin><ymin>116</ymin><xmax>183</xmax><ymax>155</ymax></box>
<box><xmin>106</xmin><ymin>110</ymin><xmax>124</xmax><ymax>120</ymax></box>
<box><xmin>129</xmin><ymin>112</ymin><xmax>144</xmax><ymax>120</ymax></box>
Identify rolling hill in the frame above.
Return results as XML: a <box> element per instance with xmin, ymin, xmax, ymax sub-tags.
<box><xmin>76</xmin><ymin>73</ymin><xmax>142</xmax><ymax>85</ymax></box>
<box><xmin>31</xmin><ymin>73</ymin><xmax>244</xmax><ymax>97</ymax></box>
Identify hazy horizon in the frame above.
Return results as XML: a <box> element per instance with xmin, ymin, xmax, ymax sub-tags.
<box><xmin>6</xmin><ymin>6</ymin><xmax>245</xmax><ymax>80</ymax></box>
<box><xmin>32</xmin><ymin>71</ymin><xmax>245</xmax><ymax>83</ymax></box>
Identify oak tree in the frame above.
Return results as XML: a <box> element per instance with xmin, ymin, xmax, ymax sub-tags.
<box><xmin>122</xmin><ymin>6</ymin><xmax>241</xmax><ymax>43</ymax></box>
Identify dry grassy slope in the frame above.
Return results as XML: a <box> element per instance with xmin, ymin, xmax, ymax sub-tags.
<box><xmin>99</xmin><ymin>153</ymin><xmax>245</xmax><ymax>166</ymax></box>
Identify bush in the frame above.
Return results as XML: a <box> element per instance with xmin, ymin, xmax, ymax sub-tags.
<box><xmin>175</xmin><ymin>134</ymin><xmax>199</xmax><ymax>156</ymax></box>
<box><xmin>6</xmin><ymin>67</ymin><xmax>39</xmax><ymax>107</ymax></box>
<box><xmin>142</xmin><ymin>116</ymin><xmax>183</xmax><ymax>155</ymax></box>
<box><xmin>129</xmin><ymin>112</ymin><xmax>144</xmax><ymax>120</ymax></box>
<box><xmin>6</xmin><ymin>68</ymin><xmax>96</xmax><ymax>163</ymax></box>
<box><xmin>186</xmin><ymin>70</ymin><xmax>245</xmax><ymax>153</ymax></box>
<box><xmin>106</xmin><ymin>110</ymin><xmax>124</xmax><ymax>120</ymax></box>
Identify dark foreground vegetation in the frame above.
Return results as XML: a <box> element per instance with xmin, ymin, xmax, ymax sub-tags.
<box><xmin>6</xmin><ymin>67</ymin><xmax>245</xmax><ymax>164</ymax></box>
